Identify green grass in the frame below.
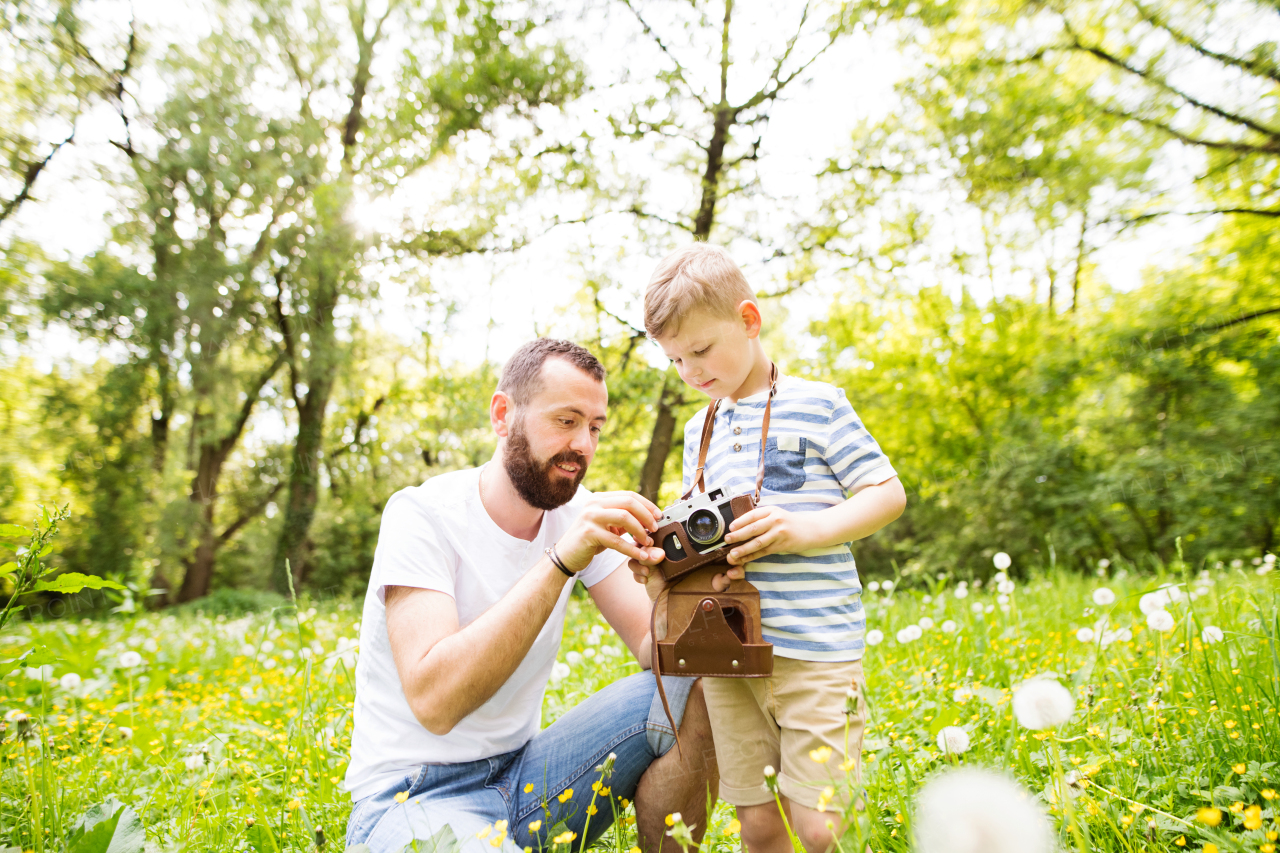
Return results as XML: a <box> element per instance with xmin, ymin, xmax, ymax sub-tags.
<box><xmin>2</xmin><ymin>560</ymin><xmax>1277</xmax><ymax>853</ymax></box>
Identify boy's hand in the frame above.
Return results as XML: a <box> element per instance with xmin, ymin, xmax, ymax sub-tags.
<box><xmin>723</xmin><ymin>505</ymin><xmax>813</xmax><ymax>566</ymax></box>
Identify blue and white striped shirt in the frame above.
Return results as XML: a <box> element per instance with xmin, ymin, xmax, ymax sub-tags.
<box><xmin>681</xmin><ymin>374</ymin><xmax>897</xmax><ymax>662</ymax></box>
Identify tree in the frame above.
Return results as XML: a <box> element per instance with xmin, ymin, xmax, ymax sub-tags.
<box><xmin>597</xmin><ymin>0</ymin><xmax>855</xmax><ymax>501</ymax></box>
<box><xmin>257</xmin><ymin>0</ymin><xmax>584</xmax><ymax>591</ymax></box>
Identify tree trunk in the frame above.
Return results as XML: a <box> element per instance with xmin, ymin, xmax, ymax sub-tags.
<box><xmin>271</xmin><ymin>375</ymin><xmax>335</xmax><ymax>592</ymax></box>
<box><xmin>639</xmin><ymin>375</ymin><xmax>681</xmax><ymax>502</ymax></box>
<box><xmin>178</xmin><ymin>501</ymin><xmax>219</xmax><ymax>602</ymax></box>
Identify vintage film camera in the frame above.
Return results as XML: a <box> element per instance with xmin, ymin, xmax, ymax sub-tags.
<box><xmin>652</xmin><ymin>487</ymin><xmax>756</xmax><ymax>582</ymax></box>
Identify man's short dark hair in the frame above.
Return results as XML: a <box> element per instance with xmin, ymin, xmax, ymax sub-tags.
<box><xmin>498</xmin><ymin>339</ymin><xmax>605</xmax><ymax>407</ymax></box>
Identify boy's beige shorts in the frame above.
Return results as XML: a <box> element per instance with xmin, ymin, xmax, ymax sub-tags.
<box><xmin>702</xmin><ymin>657</ymin><xmax>867</xmax><ymax>809</ymax></box>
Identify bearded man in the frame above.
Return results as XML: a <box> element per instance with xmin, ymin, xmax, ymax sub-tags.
<box><xmin>344</xmin><ymin>339</ymin><xmax>717</xmax><ymax>852</ymax></box>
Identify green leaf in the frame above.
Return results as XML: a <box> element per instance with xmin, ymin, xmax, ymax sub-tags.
<box><xmin>0</xmin><ymin>561</ymin><xmax>17</xmax><ymax>576</ymax></box>
<box><xmin>32</xmin><ymin>573</ymin><xmax>126</xmax><ymax>594</ymax></box>
<box><xmin>246</xmin><ymin>822</ymin><xmax>280</xmax><ymax>853</ymax></box>
<box><xmin>928</xmin><ymin>707</ymin><xmax>961</xmax><ymax>735</ymax></box>
<box><xmin>0</xmin><ymin>644</ymin><xmax>60</xmax><ymax>678</ymax></box>
<box><xmin>67</xmin><ymin>799</ymin><xmax>145</xmax><ymax>853</ymax></box>
<box><xmin>0</xmin><ymin>524</ymin><xmax>27</xmax><ymax>539</ymax></box>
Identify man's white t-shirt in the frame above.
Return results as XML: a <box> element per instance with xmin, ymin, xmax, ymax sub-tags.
<box><xmin>344</xmin><ymin>466</ymin><xmax>624</xmax><ymax>801</ymax></box>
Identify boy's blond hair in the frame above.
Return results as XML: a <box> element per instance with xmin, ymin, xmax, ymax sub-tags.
<box><xmin>643</xmin><ymin>243</ymin><xmax>756</xmax><ymax>338</ymax></box>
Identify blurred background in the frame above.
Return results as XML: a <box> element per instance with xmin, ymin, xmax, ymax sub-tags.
<box><xmin>1</xmin><ymin>0</ymin><xmax>1276</xmax><ymax>608</ymax></box>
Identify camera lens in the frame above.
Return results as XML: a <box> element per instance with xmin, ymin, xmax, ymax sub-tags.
<box><xmin>686</xmin><ymin>509</ymin><xmax>723</xmax><ymax>545</ymax></box>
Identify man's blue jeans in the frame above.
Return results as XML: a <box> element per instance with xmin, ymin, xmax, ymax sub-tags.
<box><xmin>345</xmin><ymin>671</ymin><xmax>695</xmax><ymax>852</ymax></box>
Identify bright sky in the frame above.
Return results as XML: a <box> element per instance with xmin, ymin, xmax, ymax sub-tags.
<box><xmin>5</xmin><ymin>0</ymin><xmax>1216</xmax><ymax>373</ymax></box>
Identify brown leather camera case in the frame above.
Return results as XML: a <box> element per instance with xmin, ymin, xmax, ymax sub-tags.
<box><xmin>654</xmin><ymin>565</ymin><xmax>773</xmax><ymax>678</ymax></box>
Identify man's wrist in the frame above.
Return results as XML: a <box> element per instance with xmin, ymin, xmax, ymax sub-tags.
<box><xmin>544</xmin><ymin>545</ymin><xmax>577</xmax><ymax>578</ymax></box>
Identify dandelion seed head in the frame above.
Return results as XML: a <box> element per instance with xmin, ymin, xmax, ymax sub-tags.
<box><xmin>992</xmin><ymin>552</ymin><xmax>1012</xmax><ymax>571</ymax></box>
<box><xmin>1146</xmin><ymin>609</ymin><xmax>1175</xmax><ymax>633</ymax></box>
<box><xmin>865</xmin><ymin>629</ymin><xmax>884</xmax><ymax>646</ymax></box>
<box><xmin>936</xmin><ymin>726</ymin><xmax>970</xmax><ymax>755</ymax></box>
<box><xmin>1012</xmin><ymin>679</ymin><xmax>1075</xmax><ymax>730</ymax></box>
<box><xmin>914</xmin><ymin>768</ymin><xmax>1052</xmax><ymax>853</ymax></box>
<box><xmin>1092</xmin><ymin>587</ymin><xmax>1115</xmax><ymax>606</ymax></box>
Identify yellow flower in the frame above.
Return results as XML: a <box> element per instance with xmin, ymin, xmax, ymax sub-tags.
<box><xmin>527</xmin><ymin>820</ymin><xmax>542</xmax><ymax>832</ymax></box>
<box><xmin>1204</xmin><ymin>844</ymin><xmax>1218</xmax><ymax>853</ymax></box>
<box><xmin>1197</xmin><ymin>807</ymin><xmax>1222</xmax><ymax>826</ymax></box>
<box><xmin>1261</xmin><ymin>844</ymin><xmax>1275</xmax><ymax>853</ymax></box>
<box><xmin>1174</xmin><ymin>837</ymin><xmax>1186</xmax><ymax>847</ymax></box>
<box><xmin>490</xmin><ymin>838</ymin><xmax>503</xmax><ymax>847</ymax></box>
<box><xmin>665</xmin><ymin>812</ymin><xmax>678</xmax><ymax>827</ymax></box>
<box><xmin>1233</xmin><ymin>763</ymin><xmax>1247</xmax><ymax>774</ymax></box>
<box><xmin>1244</xmin><ymin>805</ymin><xmax>1263</xmax><ymax>830</ymax></box>
<box><xmin>586</xmin><ymin>803</ymin><xmax>598</xmax><ymax>816</ymax></box>
<box><xmin>599</xmin><ymin>786</ymin><xmax>610</xmax><ymax>797</ymax></box>
<box><xmin>476</xmin><ymin>826</ymin><xmax>492</xmax><ymax>840</ymax></box>
<box><xmin>1269</xmin><ymin>832</ymin><xmax>1279</xmax><ymax>842</ymax></box>
<box><xmin>591</xmin><ymin>780</ymin><xmax>602</xmax><ymax>793</ymax></box>
<box><xmin>1224</xmin><ymin>720</ymin><xmax>1237</xmax><ymax>729</ymax></box>
<box><xmin>1120</xmin><ymin>814</ymin><xmax>1133</xmax><ymax>828</ymax></box>
<box><xmin>394</xmin><ymin>791</ymin><xmax>409</xmax><ymax>804</ymax></box>
<box><xmin>809</xmin><ymin>746</ymin><xmax>833</xmax><ymax>763</ymax></box>
<box><xmin>1263</xmin><ymin>789</ymin><xmax>1277</xmax><ymax>800</ymax></box>
<box><xmin>725</xmin><ymin>819</ymin><xmax>741</xmax><ymax>835</ymax></box>
<box><xmin>495</xmin><ymin>821</ymin><xmax>508</xmax><ymax>833</ymax></box>
<box><xmin>557</xmin><ymin>788</ymin><xmax>574</xmax><ymax>804</ymax></box>
<box><xmin>552</xmin><ymin>831</ymin><xmax>577</xmax><ymax>845</ymax></box>
<box><xmin>839</xmin><ymin>757</ymin><xmax>857</xmax><ymax>772</ymax></box>
<box><xmin>524</xmin><ymin>783</ymin><xmax>535</xmax><ymax>793</ymax></box>
<box><xmin>620</xmin><ymin>799</ymin><xmax>630</xmax><ymax>809</ymax></box>
<box><xmin>1231</xmin><ymin>802</ymin><xmax>1245</xmax><ymax>813</ymax></box>
<box><xmin>286</xmin><ymin>799</ymin><xmax>301</xmax><ymax>810</ymax></box>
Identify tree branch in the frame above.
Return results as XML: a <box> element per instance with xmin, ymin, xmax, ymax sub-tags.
<box><xmin>1143</xmin><ymin>306</ymin><xmax>1280</xmax><ymax>350</ymax></box>
<box><xmin>218</xmin><ymin>481</ymin><xmax>284</xmax><ymax>545</ymax></box>
<box><xmin>617</xmin><ymin>0</ymin><xmax>711</xmax><ymax>111</ymax></box>
<box><xmin>1099</xmin><ymin>107</ymin><xmax>1278</xmax><ymax>155</ymax></box>
<box><xmin>1069</xmin><ymin>31</ymin><xmax>1280</xmax><ymax>140</ymax></box>
<box><xmin>1130</xmin><ymin>0</ymin><xmax>1280</xmax><ymax>86</ymax></box>
<box><xmin>0</xmin><ymin>131</ymin><xmax>74</xmax><ymax>226</ymax></box>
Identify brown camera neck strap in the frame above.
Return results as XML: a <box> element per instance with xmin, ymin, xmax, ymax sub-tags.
<box><xmin>654</xmin><ymin>363</ymin><xmax>777</xmax><ymax>755</ymax></box>
<box><xmin>681</xmin><ymin>362</ymin><xmax>778</xmax><ymax>503</ymax></box>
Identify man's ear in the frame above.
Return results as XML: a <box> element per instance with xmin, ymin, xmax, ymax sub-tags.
<box><xmin>738</xmin><ymin>299</ymin><xmax>763</xmax><ymax>339</ymax></box>
<box><xmin>490</xmin><ymin>391</ymin><xmax>513</xmax><ymax>437</ymax></box>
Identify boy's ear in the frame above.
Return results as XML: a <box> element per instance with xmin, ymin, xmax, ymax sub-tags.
<box><xmin>738</xmin><ymin>299</ymin><xmax>763</xmax><ymax>339</ymax></box>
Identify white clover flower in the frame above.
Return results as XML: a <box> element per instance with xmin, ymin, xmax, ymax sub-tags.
<box><xmin>1076</xmin><ymin>628</ymin><xmax>1095</xmax><ymax>643</ymax></box>
<box><xmin>549</xmin><ymin>662</ymin><xmax>571</xmax><ymax>683</ymax></box>
<box><xmin>992</xmin><ymin>552</ymin><xmax>1012</xmax><ymax>571</ymax></box>
<box><xmin>1146</xmin><ymin>609</ymin><xmax>1175</xmax><ymax>632</ymax></box>
<box><xmin>565</xmin><ymin>651</ymin><xmax>582</xmax><ymax>666</ymax></box>
<box><xmin>867</xmin><ymin>581</ymin><xmax>880</xmax><ymax>593</ymax></box>
<box><xmin>865</xmin><ymin>629</ymin><xmax>884</xmax><ymax>647</ymax></box>
<box><xmin>118</xmin><ymin>651</ymin><xmax>143</xmax><ymax>669</ymax></box>
<box><xmin>1012</xmin><ymin>679</ymin><xmax>1075</xmax><ymax>730</ymax></box>
<box><xmin>936</xmin><ymin>726</ymin><xmax>970</xmax><ymax>755</ymax></box>
<box><xmin>914</xmin><ymin>768</ymin><xmax>1053</xmax><ymax>853</ymax></box>
<box><xmin>954</xmin><ymin>587</ymin><xmax>969</xmax><ymax>599</ymax></box>
<box><xmin>59</xmin><ymin>673</ymin><xmax>82</xmax><ymax>691</ymax></box>
<box><xmin>997</xmin><ymin>579</ymin><xmax>1016</xmax><ymax>595</ymax></box>
<box><xmin>941</xmin><ymin>620</ymin><xmax>957</xmax><ymax>633</ymax></box>
<box><xmin>1201</xmin><ymin>625</ymin><xmax>1224</xmax><ymax>644</ymax></box>
<box><xmin>1092</xmin><ymin>587</ymin><xmax>1116</xmax><ymax>606</ymax></box>
<box><xmin>918</xmin><ymin>617</ymin><xmax>935</xmax><ymax>630</ymax></box>
<box><xmin>881</xmin><ymin>580</ymin><xmax>896</xmax><ymax>592</ymax></box>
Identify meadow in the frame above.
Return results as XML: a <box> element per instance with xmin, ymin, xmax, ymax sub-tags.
<box><xmin>2</xmin><ymin>554</ymin><xmax>1278</xmax><ymax>853</ymax></box>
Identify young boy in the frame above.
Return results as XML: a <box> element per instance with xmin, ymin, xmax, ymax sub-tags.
<box><xmin>639</xmin><ymin>244</ymin><xmax>906</xmax><ymax>853</ymax></box>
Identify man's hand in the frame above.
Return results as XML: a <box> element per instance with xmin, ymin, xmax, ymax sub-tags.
<box><xmin>628</xmin><ymin>554</ymin><xmax>668</xmax><ymax>602</ymax></box>
<box><xmin>557</xmin><ymin>491</ymin><xmax>666</xmax><ymax>572</ymax></box>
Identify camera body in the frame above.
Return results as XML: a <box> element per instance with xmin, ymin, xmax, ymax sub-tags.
<box><xmin>653</xmin><ymin>487</ymin><xmax>756</xmax><ymax>582</ymax></box>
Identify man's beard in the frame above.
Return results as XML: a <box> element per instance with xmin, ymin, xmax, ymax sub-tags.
<box><xmin>502</xmin><ymin>418</ymin><xmax>588</xmax><ymax>511</ymax></box>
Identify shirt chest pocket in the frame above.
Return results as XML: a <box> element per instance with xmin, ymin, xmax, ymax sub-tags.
<box><xmin>763</xmin><ymin>435</ymin><xmax>807</xmax><ymax>492</ymax></box>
